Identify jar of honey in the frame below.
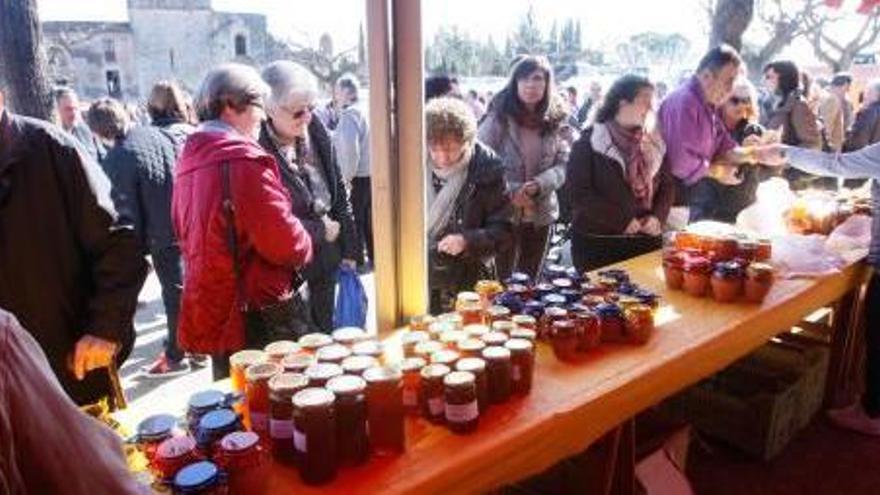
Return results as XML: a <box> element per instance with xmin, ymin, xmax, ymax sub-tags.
<box><xmin>683</xmin><ymin>256</ymin><xmax>712</xmax><ymax>298</ymax></box>
<box><xmin>437</xmin><ymin>312</ymin><xmax>464</xmax><ymax>330</ymax></box>
<box><xmin>504</xmin><ymin>338</ymin><xmax>535</xmax><ymax>395</ymax></box>
<box><xmin>401</xmin><ymin>330</ymin><xmax>430</xmax><ymax>358</ymax></box>
<box><xmin>363</xmin><ymin>366</ymin><xmax>406</xmax><ymax>455</ymax></box>
<box><xmin>711</xmin><ymin>261</ymin><xmax>744</xmax><ymax>303</ymax></box>
<box><xmin>439</xmin><ymin>329</ymin><xmax>467</xmax><ymax>349</ymax></box>
<box><xmin>153</xmin><ymin>435</ymin><xmax>202</xmax><ymax>485</ymax></box>
<box><xmin>485</xmin><ymin>305</ymin><xmax>511</xmax><ymax>324</ymax></box>
<box><xmin>268</xmin><ymin>372</ymin><xmax>308</xmax><ymax>462</ymax></box>
<box><xmin>481</xmin><ymin>346</ymin><xmax>512</xmax><ymax>404</ymax></box>
<box><xmin>304</xmin><ymin>363</ymin><xmax>344</xmax><ymax>388</ymax></box>
<box><xmin>263</xmin><ymin>341</ymin><xmax>300</xmax><ymax>364</ymax></box>
<box><xmin>490</xmin><ymin>320</ymin><xmax>516</xmax><ymax>335</ymax></box>
<box><xmin>413</xmin><ymin>340</ymin><xmax>444</xmax><ymax>361</ymax></box>
<box><xmin>510</xmin><ymin>327</ymin><xmax>537</xmax><ymax>342</ymax></box>
<box><xmin>550</xmin><ymin>319</ymin><xmax>580</xmax><ymax>362</ymax></box>
<box><xmin>216</xmin><ymin>431</ymin><xmax>269</xmax><ymax>495</ymax></box>
<box><xmin>400</xmin><ymin>357</ymin><xmax>427</xmax><ymax>415</ymax></box>
<box><xmin>245</xmin><ymin>362</ymin><xmax>281</xmax><ymax>438</ymax></box>
<box><xmin>481</xmin><ymin>331</ymin><xmax>510</xmax><ymax>347</ymax></box>
<box><xmin>511</xmin><ymin>314</ymin><xmax>537</xmax><ymax>331</ymax></box>
<box><xmin>456</xmin><ymin>338</ymin><xmax>487</xmax><ymax>359</ymax></box>
<box><xmin>280</xmin><ymin>352</ymin><xmax>315</xmax><ymax>374</ymax></box>
<box><xmin>326</xmin><ymin>375</ymin><xmax>369</xmax><ymax>466</ymax></box>
<box><xmin>456</xmin><ymin>291</ymin><xmax>485</xmax><ymax>325</ymax></box>
<box><xmin>420</xmin><ymin>364</ymin><xmax>451</xmax><ymax>423</ymax></box>
<box><xmin>315</xmin><ymin>343</ymin><xmax>352</xmax><ymax>364</ymax></box>
<box><xmin>756</xmin><ymin>239</ymin><xmax>772</xmax><ymax>262</ymax></box>
<box><xmin>172</xmin><ymin>460</ymin><xmax>226</xmax><ymax>494</ymax></box>
<box><xmin>331</xmin><ymin>327</ymin><xmax>368</xmax><ymax>347</ymax></box>
<box><xmin>540</xmin><ymin>306</ymin><xmax>568</xmax><ymax>340</ymax></box>
<box><xmin>341</xmin><ymin>355</ymin><xmax>380</xmax><ymax>377</ymax></box>
<box><xmin>298</xmin><ymin>333</ymin><xmax>334</xmax><ymax>354</ymax></box>
<box><xmin>292</xmin><ymin>388</ymin><xmax>337</xmax><ymax>485</ymax></box>
<box><xmin>463</xmin><ymin>323</ymin><xmax>490</xmax><ymax>339</ymax></box>
<box><xmin>624</xmin><ymin>304</ymin><xmax>654</xmax><ymax>345</ymax></box>
<box><xmin>455</xmin><ymin>357</ymin><xmax>489</xmax><ymax>413</ymax></box>
<box><xmin>745</xmin><ymin>263</ymin><xmax>775</xmax><ymax>303</ymax></box>
<box><xmin>444</xmin><ymin>371</ymin><xmax>479</xmax><ymax>434</ymax></box>
<box><xmin>229</xmin><ymin>350</ymin><xmax>267</xmax><ymax>394</ymax></box>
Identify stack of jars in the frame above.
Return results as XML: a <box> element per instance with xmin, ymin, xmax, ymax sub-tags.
<box><xmin>663</xmin><ymin>231</ymin><xmax>776</xmax><ymax>304</ymax></box>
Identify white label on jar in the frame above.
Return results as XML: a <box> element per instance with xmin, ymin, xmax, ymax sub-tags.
<box><xmin>293</xmin><ymin>429</ymin><xmax>307</xmax><ymax>453</ymax></box>
<box><xmin>428</xmin><ymin>397</ymin><xmax>444</xmax><ymax>416</ymax></box>
<box><xmin>403</xmin><ymin>387</ymin><xmax>418</xmax><ymax>407</ymax></box>
<box><xmin>270</xmin><ymin>419</ymin><xmax>294</xmax><ymax>439</ymax></box>
<box><xmin>251</xmin><ymin>412</ymin><xmax>269</xmax><ymax>432</ymax></box>
<box><xmin>512</xmin><ymin>365</ymin><xmax>521</xmax><ymax>381</ymax></box>
<box><xmin>445</xmin><ymin>400</ymin><xmax>479</xmax><ymax>423</ymax></box>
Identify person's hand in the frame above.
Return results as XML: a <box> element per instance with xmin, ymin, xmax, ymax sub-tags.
<box><xmin>71</xmin><ymin>335</ymin><xmax>117</xmax><ymax>380</ymax></box>
<box><xmin>624</xmin><ymin>218</ymin><xmax>642</xmax><ymax>235</ymax></box>
<box><xmin>755</xmin><ymin>144</ymin><xmax>787</xmax><ymax>167</ymax></box>
<box><xmin>437</xmin><ymin>234</ymin><xmax>467</xmax><ymax>256</ymax></box>
<box><xmin>322</xmin><ymin>216</ymin><xmax>341</xmax><ymax>242</ymax></box>
<box><xmin>341</xmin><ymin>258</ymin><xmax>357</xmax><ymax>269</ymax></box>
<box><xmin>510</xmin><ymin>188</ymin><xmax>535</xmax><ymax>209</ymax></box>
<box><xmin>640</xmin><ymin>216</ymin><xmax>662</xmax><ymax>236</ymax></box>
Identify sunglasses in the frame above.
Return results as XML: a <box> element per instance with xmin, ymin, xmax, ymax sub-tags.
<box><xmin>729</xmin><ymin>96</ymin><xmax>751</xmax><ymax>105</ymax></box>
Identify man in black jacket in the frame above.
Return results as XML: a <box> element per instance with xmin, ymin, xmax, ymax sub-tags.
<box><xmin>0</xmin><ymin>87</ymin><xmax>148</xmax><ymax>405</ymax></box>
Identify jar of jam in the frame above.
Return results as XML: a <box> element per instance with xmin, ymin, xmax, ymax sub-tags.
<box><xmin>363</xmin><ymin>366</ymin><xmax>406</xmax><ymax>455</ymax></box>
<box><xmin>662</xmin><ymin>251</ymin><xmax>685</xmax><ymax>291</ymax></box>
<box><xmin>596</xmin><ymin>303</ymin><xmax>625</xmax><ymax>343</ymax></box>
<box><xmin>485</xmin><ymin>305</ymin><xmax>511</xmax><ymax>325</ymax></box>
<box><xmin>428</xmin><ymin>320</ymin><xmax>456</xmax><ymax>338</ymax></box>
<box><xmin>624</xmin><ymin>304</ymin><xmax>654</xmax><ymax>345</ymax></box>
<box><xmin>439</xmin><ymin>330</ymin><xmax>467</xmax><ymax>349</ymax></box>
<box><xmin>463</xmin><ymin>323</ymin><xmax>490</xmax><ymax>339</ymax></box>
<box><xmin>490</xmin><ymin>320</ymin><xmax>516</xmax><ymax>335</ymax></box>
<box><xmin>304</xmin><ymin>363</ymin><xmax>344</xmax><ymax>388</ymax></box>
<box><xmin>216</xmin><ymin>431</ymin><xmax>269</xmax><ymax>495</ymax></box>
<box><xmin>711</xmin><ymin>261</ymin><xmax>744</xmax><ymax>303</ymax></box>
<box><xmin>135</xmin><ymin>414</ymin><xmax>179</xmax><ymax>463</ymax></box>
<box><xmin>455</xmin><ymin>358</ymin><xmax>489</xmax><ymax>413</ymax></box>
<box><xmin>756</xmin><ymin>239</ymin><xmax>772</xmax><ymax>262</ymax></box>
<box><xmin>195</xmin><ymin>408</ymin><xmax>241</xmax><ymax>456</ymax></box>
<box><xmin>456</xmin><ymin>338</ymin><xmax>486</xmax><ymax>358</ymax></box>
<box><xmin>268</xmin><ymin>373</ymin><xmax>308</xmax><ymax>461</ymax></box>
<box><xmin>511</xmin><ymin>314</ymin><xmax>537</xmax><ymax>331</ymax></box>
<box><xmin>510</xmin><ymin>327</ymin><xmax>537</xmax><ymax>342</ymax></box>
<box><xmin>683</xmin><ymin>257</ymin><xmax>712</xmax><ymax>298</ymax></box>
<box><xmin>736</xmin><ymin>240</ymin><xmax>759</xmax><ymax>263</ymax></box>
<box><xmin>633</xmin><ymin>289</ymin><xmax>660</xmax><ymax>310</ymax></box>
<box><xmin>409</xmin><ymin>314</ymin><xmax>435</xmax><ymax>332</ymax></box>
<box><xmin>550</xmin><ymin>320</ymin><xmax>580</xmax><ymax>362</ymax></box>
<box><xmin>280</xmin><ymin>352</ymin><xmax>315</xmax><ymax>374</ymax></box>
<box><xmin>505</xmin><ymin>283</ymin><xmax>531</xmax><ymax>302</ymax></box>
<box><xmin>400</xmin><ymin>357</ymin><xmax>427</xmax><ymax>415</ymax></box>
<box><xmin>341</xmin><ymin>355</ymin><xmax>380</xmax><ymax>376</ymax></box>
<box><xmin>504</xmin><ymin>338</ymin><xmax>535</xmax><ymax>395</ymax></box>
<box><xmin>573</xmin><ymin>311</ymin><xmax>600</xmax><ymax>351</ymax></box>
<box><xmin>674</xmin><ymin>230</ymin><xmax>701</xmax><ymax>250</ymax></box>
<box><xmin>229</xmin><ymin>350</ymin><xmax>267</xmax><ymax>394</ymax></box>
<box><xmin>245</xmin><ymin>362</ymin><xmax>281</xmax><ymax>438</ymax></box>
<box><xmin>298</xmin><ymin>333</ymin><xmax>334</xmax><ymax>354</ymax></box>
<box><xmin>430</xmin><ymin>349</ymin><xmax>460</xmax><ymax>367</ymax></box>
<box><xmin>444</xmin><ymin>371</ymin><xmax>479</xmax><ymax>434</ymax></box>
<box><xmin>714</xmin><ymin>235</ymin><xmax>740</xmax><ymax>261</ymax></box>
<box><xmin>523</xmin><ymin>300</ymin><xmax>546</xmax><ymax>321</ymax></box>
<box><xmin>745</xmin><ymin>263</ymin><xmax>775</xmax><ymax>303</ymax></box>
<box><xmin>414</xmin><ymin>340</ymin><xmax>444</xmax><ymax>361</ymax></box>
<box><xmin>187</xmin><ymin>390</ymin><xmax>231</xmax><ymax>431</ymax></box>
<box><xmin>263</xmin><ymin>341</ymin><xmax>299</xmax><ymax>363</ymax></box>
<box><xmin>456</xmin><ymin>291</ymin><xmax>485</xmax><ymax>325</ymax></box>
<box><xmin>475</xmin><ymin>280</ymin><xmax>504</xmax><ymax>308</ymax></box>
<box><xmin>401</xmin><ymin>330</ymin><xmax>430</xmax><ymax>358</ymax></box>
<box><xmin>331</xmin><ymin>327</ymin><xmax>368</xmax><ymax>346</ymax></box>
<box><xmin>326</xmin><ymin>375</ymin><xmax>369</xmax><ymax>466</ymax></box>
<box><xmin>172</xmin><ymin>460</ymin><xmax>227</xmax><ymax>494</ymax></box>
<box><xmin>315</xmin><ymin>343</ymin><xmax>352</xmax><ymax>364</ymax></box>
<box><xmin>539</xmin><ymin>306</ymin><xmax>568</xmax><ymax>340</ymax></box>
<box><xmin>420</xmin><ymin>364</ymin><xmax>451</xmax><ymax>423</ymax></box>
<box><xmin>542</xmin><ymin>293</ymin><xmax>567</xmax><ymax>308</ymax></box>
<box><xmin>481</xmin><ymin>346</ymin><xmax>512</xmax><ymax>404</ymax></box>
<box><xmin>153</xmin><ymin>435</ymin><xmax>202</xmax><ymax>485</ymax></box>
<box><xmin>292</xmin><ymin>388</ymin><xmax>337</xmax><ymax>485</ymax></box>
<box><xmin>352</xmin><ymin>340</ymin><xmax>384</xmax><ymax>361</ymax></box>
<box><xmin>534</xmin><ymin>283</ymin><xmax>555</xmax><ymax>300</ymax></box>
<box><xmin>481</xmin><ymin>331</ymin><xmax>510</xmax><ymax>347</ymax></box>
<box><xmin>560</xmin><ymin>288</ymin><xmax>583</xmax><ymax>304</ymax></box>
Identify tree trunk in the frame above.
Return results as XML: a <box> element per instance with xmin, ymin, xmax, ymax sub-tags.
<box><xmin>0</xmin><ymin>0</ymin><xmax>52</xmax><ymax>120</ymax></box>
<box><xmin>710</xmin><ymin>0</ymin><xmax>756</xmax><ymax>51</ymax></box>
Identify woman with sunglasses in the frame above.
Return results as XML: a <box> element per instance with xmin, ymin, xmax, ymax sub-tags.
<box><xmin>259</xmin><ymin>61</ymin><xmax>362</xmax><ymax>334</ymax></box>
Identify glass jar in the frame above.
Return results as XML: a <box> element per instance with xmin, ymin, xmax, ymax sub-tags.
<box><xmin>506</xmin><ymin>283</ymin><xmax>531</xmax><ymax>302</ymax></box>
<box><xmin>485</xmin><ymin>305</ymin><xmax>511</xmax><ymax>324</ymax></box>
<box><xmin>711</xmin><ymin>261</ymin><xmax>744</xmax><ymax>303</ymax></box>
<box><xmin>363</xmin><ymin>366</ymin><xmax>406</xmax><ymax>455</ymax></box>
<box><xmin>510</xmin><ymin>327</ymin><xmax>537</xmax><ymax>342</ymax></box>
<box><xmin>186</xmin><ymin>390</ymin><xmax>230</xmax><ymax>432</ymax></box>
<box><xmin>298</xmin><ymin>333</ymin><xmax>334</xmax><ymax>354</ymax></box>
<box><xmin>624</xmin><ymin>304</ymin><xmax>654</xmax><ymax>345</ymax></box>
<box><xmin>268</xmin><ymin>373</ymin><xmax>308</xmax><ymax>462</ymax></box>
<box><xmin>437</xmin><ymin>312</ymin><xmax>464</xmax><ymax>330</ymax></box>
<box><xmin>523</xmin><ymin>300</ymin><xmax>546</xmax><ymax>322</ymax></box>
<box><xmin>400</xmin><ymin>357</ymin><xmax>427</xmax><ymax>415</ymax></box>
<box><xmin>481</xmin><ymin>331</ymin><xmax>510</xmax><ymax>347</ymax></box>
<box><xmin>229</xmin><ymin>350</ymin><xmax>267</xmax><ymax>395</ymax></box>
<box><xmin>245</xmin><ymin>362</ymin><xmax>281</xmax><ymax>438</ymax></box>
<box><xmin>153</xmin><ymin>435</ymin><xmax>202</xmax><ymax>485</ymax></box>
<box><xmin>542</xmin><ymin>293</ymin><xmax>568</xmax><ymax>309</ymax></box>
<box><xmin>539</xmin><ymin>306</ymin><xmax>568</xmax><ymax>340</ymax></box>
<box><xmin>490</xmin><ymin>320</ymin><xmax>516</xmax><ymax>335</ymax></box>
<box><xmin>420</xmin><ymin>363</ymin><xmax>451</xmax><ymax>423</ymax></box>
<box><xmin>315</xmin><ymin>343</ymin><xmax>352</xmax><ymax>364</ymax></box>
<box><xmin>292</xmin><ymin>388</ymin><xmax>337</xmax><ymax>485</ymax></box>
<box><xmin>341</xmin><ymin>355</ymin><xmax>380</xmax><ymax>377</ymax></box>
<box><xmin>439</xmin><ymin>330</ymin><xmax>467</xmax><ymax>349</ymax></box>
<box><xmin>674</xmin><ymin>230</ymin><xmax>701</xmax><ymax>250</ymax></box>
<box><xmin>172</xmin><ymin>460</ymin><xmax>227</xmax><ymax>495</ymax></box>
<box><xmin>195</xmin><ymin>409</ymin><xmax>241</xmax><ymax>456</ymax></box>
<box><xmin>280</xmin><ymin>352</ymin><xmax>315</xmax><ymax>374</ymax></box>
<box><xmin>304</xmin><ymin>363</ymin><xmax>344</xmax><ymax>388</ymax></box>
<box><xmin>263</xmin><ymin>341</ymin><xmax>299</xmax><ymax>364</ymax></box>
<box><xmin>534</xmin><ymin>283</ymin><xmax>555</xmax><ymax>300</ymax></box>
<box><xmin>216</xmin><ymin>431</ymin><xmax>269</xmax><ymax>495</ymax></box>
<box><xmin>596</xmin><ymin>303</ymin><xmax>625</xmax><ymax>343</ymax></box>
<box><xmin>463</xmin><ymin>323</ymin><xmax>490</xmax><ymax>339</ymax></box>
<box><xmin>633</xmin><ymin>289</ymin><xmax>660</xmax><ymax>310</ymax></box>
<box><xmin>135</xmin><ymin>414</ymin><xmax>179</xmax><ymax>463</ymax></box>
<box><xmin>444</xmin><ymin>371</ymin><xmax>479</xmax><ymax>434</ymax></box>
<box><xmin>756</xmin><ymin>239</ymin><xmax>772</xmax><ymax>262</ymax></box>
<box><xmin>714</xmin><ymin>235</ymin><xmax>740</xmax><ymax>261</ymax></box>
<box><xmin>430</xmin><ymin>349</ymin><xmax>461</xmax><ymax>368</ymax></box>
<box><xmin>683</xmin><ymin>257</ymin><xmax>712</xmax><ymax>298</ymax></box>
<box><xmin>662</xmin><ymin>250</ymin><xmax>685</xmax><ymax>291</ymax></box>
<box><xmin>456</xmin><ymin>291</ymin><xmax>485</xmax><ymax>325</ymax></box>
<box><xmin>573</xmin><ymin>311</ymin><xmax>600</xmax><ymax>351</ymax></box>
<box><xmin>331</xmin><ymin>327</ymin><xmax>368</xmax><ymax>347</ymax></box>
<box><xmin>736</xmin><ymin>240</ymin><xmax>759</xmax><ymax>263</ymax></box>
<box><xmin>413</xmin><ymin>340</ymin><xmax>444</xmax><ymax>361</ymax></box>
<box><xmin>351</xmin><ymin>340</ymin><xmax>384</xmax><ymax>362</ymax></box>
<box><xmin>504</xmin><ymin>338</ymin><xmax>535</xmax><ymax>395</ymax></box>
<box><xmin>326</xmin><ymin>375</ymin><xmax>369</xmax><ymax>466</ymax></box>
<box><xmin>428</xmin><ymin>320</ymin><xmax>457</xmax><ymax>339</ymax></box>
<box><xmin>401</xmin><ymin>330</ymin><xmax>430</xmax><ymax>358</ymax></box>
<box><xmin>409</xmin><ymin>314</ymin><xmax>435</xmax><ymax>332</ymax></box>
<box><xmin>745</xmin><ymin>263</ymin><xmax>776</xmax><ymax>303</ymax></box>
<box><xmin>511</xmin><ymin>314</ymin><xmax>537</xmax><ymax>331</ymax></box>
<box><xmin>550</xmin><ymin>320</ymin><xmax>580</xmax><ymax>362</ymax></box>
<box><xmin>456</xmin><ymin>338</ymin><xmax>487</xmax><ymax>359</ymax></box>
<box><xmin>481</xmin><ymin>346</ymin><xmax>512</xmax><ymax>404</ymax></box>
<box><xmin>475</xmin><ymin>280</ymin><xmax>505</xmax><ymax>309</ymax></box>
<box><xmin>455</xmin><ymin>357</ymin><xmax>489</xmax><ymax>413</ymax></box>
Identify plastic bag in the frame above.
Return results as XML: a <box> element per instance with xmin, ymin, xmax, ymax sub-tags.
<box><xmin>826</xmin><ymin>214</ymin><xmax>872</xmax><ymax>263</ymax></box>
<box><xmin>333</xmin><ymin>265</ymin><xmax>368</xmax><ymax>329</ymax></box>
<box><xmin>772</xmin><ymin>234</ymin><xmax>846</xmax><ymax>278</ymax></box>
<box><xmin>736</xmin><ymin>178</ymin><xmax>797</xmax><ymax>237</ymax></box>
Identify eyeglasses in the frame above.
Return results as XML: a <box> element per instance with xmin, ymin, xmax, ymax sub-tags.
<box><xmin>729</xmin><ymin>96</ymin><xmax>751</xmax><ymax>106</ymax></box>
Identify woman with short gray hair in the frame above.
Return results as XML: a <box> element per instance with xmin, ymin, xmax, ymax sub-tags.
<box><xmin>259</xmin><ymin>60</ymin><xmax>363</xmax><ymax>333</ymax></box>
<box><xmin>172</xmin><ymin>63</ymin><xmax>313</xmax><ymax>379</ymax></box>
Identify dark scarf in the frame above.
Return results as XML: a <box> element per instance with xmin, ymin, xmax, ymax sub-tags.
<box><xmin>606</xmin><ymin>120</ymin><xmax>653</xmax><ymax>210</ymax></box>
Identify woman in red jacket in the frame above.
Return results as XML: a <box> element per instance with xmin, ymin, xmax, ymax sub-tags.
<box><xmin>172</xmin><ymin>63</ymin><xmax>313</xmax><ymax>379</ymax></box>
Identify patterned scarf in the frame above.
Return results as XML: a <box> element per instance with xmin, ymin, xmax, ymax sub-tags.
<box><xmin>606</xmin><ymin>120</ymin><xmax>653</xmax><ymax>210</ymax></box>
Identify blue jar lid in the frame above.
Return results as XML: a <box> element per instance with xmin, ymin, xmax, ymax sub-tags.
<box><xmin>173</xmin><ymin>461</ymin><xmax>221</xmax><ymax>491</ymax></box>
<box><xmin>506</xmin><ymin>272</ymin><xmax>531</xmax><ymax>286</ymax></box>
<box><xmin>595</xmin><ymin>303</ymin><xmax>623</xmax><ymax>317</ymax></box>
<box><xmin>136</xmin><ymin>414</ymin><xmax>177</xmax><ymax>442</ymax></box>
<box><xmin>198</xmin><ymin>408</ymin><xmax>238</xmax><ymax>432</ymax></box>
<box><xmin>534</xmin><ymin>283</ymin><xmax>555</xmax><ymax>294</ymax></box>
<box><xmin>187</xmin><ymin>390</ymin><xmax>226</xmax><ymax>412</ymax></box>
<box><xmin>634</xmin><ymin>289</ymin><xmax>659</xmax><ymax>304</ymax></box>
<box><xmin>560</xmin><ymin>288</ymin><xmax>582</xmax><ymax>303</ymax></box>
<box><xmin>597</xmin><ymin>269</ymin><xmax>630</xmax><ymax>283</ymax></box>
<box><xmin>542</xmin><ymin>294</ymin><xmax>567</xmax><ymax>307</ymax></box>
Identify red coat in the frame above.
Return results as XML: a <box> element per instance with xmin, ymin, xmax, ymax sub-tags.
<box><xmin>172</xmin><ymin>127</ymin><xmax>312</xmax><ymax>354</ymax></box>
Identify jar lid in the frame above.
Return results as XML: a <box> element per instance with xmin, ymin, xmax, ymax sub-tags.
<box><xmin>456</xmin><ymin>291</ymin><xmax>481</xmax><ymax>303</ymax></box>
<box><xmin>352</xmin><ymin>340</ymin><xmax>384</xmax><ymax>357</ymax></box>
<box><xmin>137</xmin><ymin>414</ymin><xmax>177</xmax><ymax>441</ymax></box>
<box><xmin>420</xmin><ymin>363</ymin><xmax>451</xmax><ymax>379</ymax></box>
<box><xmin>490</xmin><ymin>321</ymin><xmax>516</xmax><ymax>333</ymax></box>
<box><xmin>506</xmin><ymin>283</ymin><xmax>530</xmax><ymax>294</ymax></box>
<box><xmin>505</xmin><ymin>272</ymin><xmax>532</xmax><ymax>285</ymax></box>
<box><xmin>173</xmin><ymin>461</ymin><xmax>220</xmax><ymax>490</ymax></box>
<box><xmin>332</xmin><ymin>326</ymin><xmax>368</xmax><ymax>344</ymax></box>
<box><xmin>617</xmin><ymin>283</ymin><xmax>638</xmax><ymax>296</ymax></box>
<box><xmin>595</xmin><ymin>303</ymin><xmax>623</xmax><ymax>317</ymax></box>
<box><xmin>156</xmin><ymin>435</ymin><xmax>197</xmax><ymax>459</ymax></box>
<box><xmin>444</xmin><ymin>370</ymin><xmax>475</xmax><ymax>387</ymax></box>
<box><xmin>245</xmin><ymin>362</ymin><xmax>282</xmax><ymax>383</ymax></box>
<box><xmin>487</xmin><ymin>305</ymin><xmax>511</xmax><ymax>317</ymax></box>
<box><xmin>229</xmin><ymin>349</ymin><xmax>267</xmax><ymax>369</ymax></box>
<box><xmin>714</xmin><ymin>261</ymin><xmax>744</xmax><ymax>277</ymax></box>
<box><xmin>544</xmin><ymin>306</ymin><xmax>568</xmax><ymax>317</ymax></box>
<box><xmin>263</xmin><ymin>340</ymin><xmax>300</xmax><ymax>360</ymax></box>
<box><xmin>524</xmin><ymin>300</ymin><xmax>546</xmax><ymax>311</ymax></box>
<box><xmin>568</xmin><ymin>303</ymin><xmax>591</xmax><ymax>314</ymax></box>
<box><xmin>510</xmin><ymin>328</ymin><xmax>537</xmax><ymax>341</ymax></box>
<box><xmin>363</xmin><ymin>365</ymin><xmax>403</xmax><ymax>383</ymax></box>
<box><xmin>220</xmin><ymin>431</ymin><xmax>259</xmax><ymax>452</ymax></box>
<box><xmin>544</xmin><ymin>263</ymin><xmax>567</xmax><ymax>276</ymax></box>
<box><xmin>505</xmin><ymin>338</ymin><xmax>533</xmax><ymax>353</ymax></box>
<box><xmin>316</xmin><ymin>343</ymin><xmax>352</xmax><ymax>362</ymax></box>
<box><xmin>409</xmin><ymin>314</ymin><xmax>436</xmax><ymax>328</ymax></box>
<box><xmin>456</xmin><ymin>357</ymin><xmax>486</xmax><ymax>373</ymax></box>
<box><xmin>457</xmin><ymin>338</ymin><xmax>486</xmax><ymax>353</ymax></box>
<box><xmin>428</xmin><ymin>320</ymin><xmax>457</xmax><ymax>336</ymax></box>
<box><xmin>633</xmin><ymin>289</ymin><xmax>658</xmax><ymax>304</ymax></box>
<box><xmin>534</xmin><ymin>282</ymin><xmax>555</xmax><ymax>294</ymax></box>
<box><xmin>401</xmin><ymin>330</ymin><xmax>430</xmax><ymax>346</ymax></box>
<box><xmin>463</xmin><ymin>324</ymin><xmax>490</xmax><ymax>337</ymax></box>
<box><xmin>738</xmin><ymin>239</ymin><xmax>759</xmax><ymax>249</ymax></box>
<box><xmin>481</xmin><ymin>331</ymin><xmax>510</xmax><ymax>346</ymax></box>
<box><xmin>268</xmin><ymin>372</ymin><xmax>309</xmax><ymax>394</ymax></box>
<box><xmin>430</xmin><ymin>349</ymin><xmax>460</xmax><ymax>365</ymax></box>
<box><xmin>481</xmin><ymin>346</ymin><xmax>511</xmax><ymax>361</ymax></box>
<box><xmin>684</xmin><ymin>256</ymin><xmax>711</xmax><ymax>271</ymax></box>
<box><xmin>292</xmin><ymin>387</ymin><xmax>335</xmax><ymax>409</ymax></box>
<box><xmin>326</xmin><ymin>375</ymin><xmax>367</xmax><ymax>395</ymax></box>
<box><xmin>341</xmin><ymin>355</ymin><xmax>380</xmax><ymax>374</ymax></box>
<box><xmin>552</xmin><ymin>319</ymin><xmax>576</xmax><ymax>329</ymax></box>
<box><xmin>747</xmin><ymin>262</ymin><xmax>775</xmax><ymax>274</ymax></box>
<box><xmin>280</xmin><ymin>352</ymin><xmax>315</xmax><ymax>372</ymax></box>
<box><xmin>400</xmin><ymin>357</ymin><xmax>427</xmax><ymax>372</ymax></box>
<box><xmin>439</xmin><ymin>330</ymin><xmax>467</xmax><ymax>346</ymax></box>
<box><xmin>298</xmin><ymin>332</ymin><xmax>334</xmax><ymax>350</ymax></box>
<box><xmin>437</xmin><ymin>312</ymin><xmax>464</xmax><ymax>327</ymax></box>
<box><xmin>187</xmin><ymin>389</ymin><xmax>226</xmax><ymax>411</ymax></box>
<box><xmin>552</xmin><ymin>278</ymin><xmax>573</xmax><ymax>290</ymax></box>
<box><xmin>304</xmin><ymin>362</ymin><xmax>344</xmax><ymax>382</ymax></box>
<box><xmin>511</xmin><ymin>314</ymin><xmax>536</xmax><ymax>325</ymax></box>
<box><xmin>198</xmin><ymin>408</ymin><xmax>238</xmax><ymax>432</ymax></box>
<box><xmin>414</xmin><ymin>340</ymin><xmax>444</xmax><ymax>356</ymax></box>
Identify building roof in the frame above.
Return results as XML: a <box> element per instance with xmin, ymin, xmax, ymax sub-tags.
<box><xmin>42</xmin><ymin>21</ymin><xmax>132</xmax><ymax>34</ymax></box>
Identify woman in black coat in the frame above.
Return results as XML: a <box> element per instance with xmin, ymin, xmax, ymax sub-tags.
<box><xmin>425</xmin><ymin>97</ymin><xmax>513</xmax><ymax>313</ymax></box>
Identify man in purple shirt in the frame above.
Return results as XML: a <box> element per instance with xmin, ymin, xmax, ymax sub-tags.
<box><xmin>659</xmin><ymin>45</ymin><xmax>766</xmax><ymax>222</ymax></box>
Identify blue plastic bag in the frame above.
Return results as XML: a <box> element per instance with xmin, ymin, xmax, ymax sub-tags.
<box><xmin>333</xmin><ymin>265</ymin><xmax>368</xmax><ymax>329</ymax></box>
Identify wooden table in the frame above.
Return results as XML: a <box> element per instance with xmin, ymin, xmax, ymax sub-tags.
<box><xmin>264</xmin><ymin>251</ymin><xmax>868</xmax><ymax>494</ymax></box>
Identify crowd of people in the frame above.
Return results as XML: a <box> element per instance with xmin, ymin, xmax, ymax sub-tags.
<box><xmin>3</xmin><ymin>39</ymin><xmax>880</xmax><ymax>492</ymax></box>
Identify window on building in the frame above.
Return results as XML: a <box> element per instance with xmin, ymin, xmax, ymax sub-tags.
<box><xmin>234</xmin><ymin>34</ymin><xmax>247</xmax><ymax>57</ymax></box>
<box><xmin>106</xmin><ymin>70</ymin><xmax>121</xmax><ymax>98</ymax></box>
<box><xmin>103</xmin><ymin>39</ymin><xmax>116</xmax><ymax>63</ymax></box>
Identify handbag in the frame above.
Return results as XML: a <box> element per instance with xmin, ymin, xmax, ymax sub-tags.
<box><xmin>221</xmin><ymin>161</ymin><xmax>309</xmax><ymax>346</ymax></box>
